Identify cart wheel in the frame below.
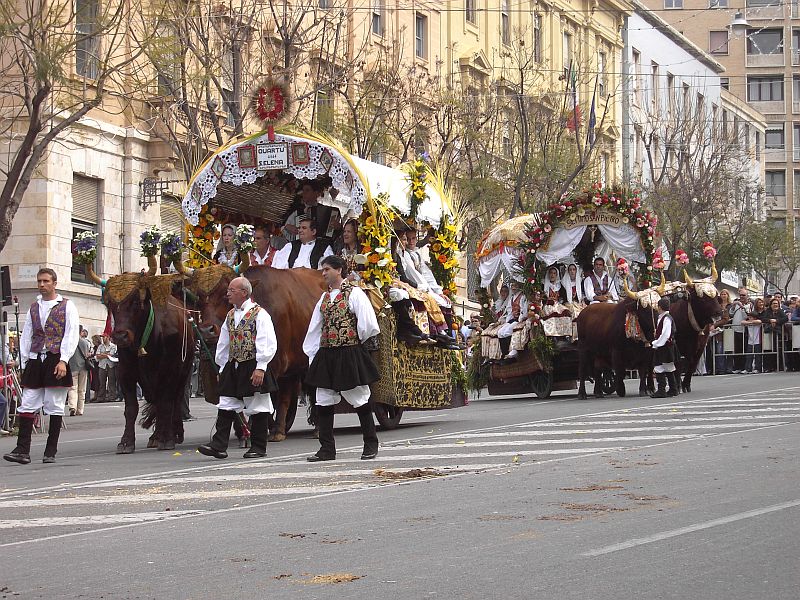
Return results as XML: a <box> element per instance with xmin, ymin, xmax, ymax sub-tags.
<box><xmin>283</xmin><ymin>397</ymin><xmax>298</xmax><ymax>433</ymax></box>
<box><xmin>373</xmin><ymin>403</ymin><xmax>404</xmax><ymax>430</ymax></box>
<box><xmin>529</xmin><ymin>371</ymin><xmax>553</xmax><ymax>399</ymax></box>
<box><xmin>600</xmin><ymin>368</ymin><xmax>616</xmax><ymax>395</ymax></box>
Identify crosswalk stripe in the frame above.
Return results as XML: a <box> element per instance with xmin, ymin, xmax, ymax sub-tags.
<box><xmin>0</xmin><ymin>511</ymin><xmax>206</xmax><ymax>529</ymax></box>
<box><xmin>511</xmin><ymin>415</ymin><xmax>800</xmax><ymax>427</ymax></box>
<box><xmin>380</xmin><ymin>435</ymin><xmax>695</xmax><ymax>450</ymax></box>
<box><xmin>610</xmin><ymin>408</ymin><xmax>797</xmax><ymax>416</ymax></box>
<box><xmin>438</xmin><ymin>423</ymin><xmax>788</xmax><ymax>438</ymax></box>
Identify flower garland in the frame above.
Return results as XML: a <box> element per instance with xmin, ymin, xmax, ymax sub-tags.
<box><xmin>251</xmin><ymin>78</ymin><xmax>290</xmax><ymax>125</ymax></box>
<box><xmin>675</xmin><ymin>249</ymin><xmax>689</xmax><ymax>266</ymax></box>
<box><xmin>358</xmin><ymin>195</ymin><xmax>398</xmax><ymax>289</ymax></box>
<box><xmin>616</xmin><ymin>257</ymin><xmax>629</xmax><ymax>277</ymax></box>
<box><xmin>702</xmin><ymin>241</ymin><xmax>717</xmax><ymax>260</ymax></box>
<box><xmin>140</xmin><ymin>226</ymin><xmax>162</xmax><ymax>257</ymax></box>
<box><xmin>517</xmin><ymin>184</ymin><xmax>658</xmax><ymax>293</ymax></box>
<box><xmin>405</xmin><ymin>157</ymin><xmax>428</xmax><ymax>225</ymax></box>
<box><xmin>185</xmin><ymin>203</ymin><xmax>220</xmax><ymax>269</ymax></box>
<box><xmin>427</xmin><ymin>215</ymin><xmax>459</xmax><ymax>298</ymax></box>
<box><xmin>652</xmin><ymin>248</ymin><xmax>666</xmax><ymax>271</ymax></box>
<box><xmin>234</xmin><ymin>224</ymin><xmax>255</xmax><ymax>254</ymax></box>
<box><xmin>160</xmin><ymin>232</ymin><xmax>183</xmax><ymax>261</ymax></box>
<box><xmin>72</xmin><ymin>231</ymin><xmax>98</xmax><ymax>265</ymax></box>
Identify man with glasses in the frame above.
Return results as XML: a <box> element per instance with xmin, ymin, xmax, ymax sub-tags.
<box><xmin>198</xmin><ymin>276</ymin><xmax>278</xmax><ymax>459</ymax></box>
<box><xmin>728</xmin><ymin>287</ymin><xmax>752</xmax><ymax>374</ymax></box>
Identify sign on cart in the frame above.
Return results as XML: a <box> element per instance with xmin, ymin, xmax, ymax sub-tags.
<box><xmin>257</xmin><ymin>142</ymin><xmax>289</xmax><ymax>170</ymax></box>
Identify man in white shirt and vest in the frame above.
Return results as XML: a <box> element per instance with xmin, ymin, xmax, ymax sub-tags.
<box><xmin>271</xmin><ymin>216</ymin><xmax>333</xmax><ymax>270</ymax></box>
<box><xmin>583</xmin><ymin>257</ymin><xmax>619</xmax><ymax>303</ymax></box>
<box><xmin>649</xmin><ymin>296</ymin><xmax>679</xmax><ymax>398</ymax></box>
<box><xmin>4</xmin><ymin>268</ymin><xmax>79</xmax><ymax>465</ymax></box>
<box><xmin>198</xmin><ymin>276</ymin><xmax>278</xmax><ymax>459</ymax></box>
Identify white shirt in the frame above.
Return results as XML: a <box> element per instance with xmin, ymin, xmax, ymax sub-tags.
<box><xmin>504</xmin><ymin>291</ymin><xmax>529</xmax><ymax>323</ymax></box>
<box><xmin>584</xmin><ymin>271</ymin><xmax>619</xmax><ymax>303</ymax></box>
<box><xmin>250</xmin><ymin>248</ymin><xmax>271</xmax><ymax>266</ymax></box>
<box><xmin>20</xmin><ymin>294</ymin><xmax>80</xmax><ymax>369</ymax></box>
<box><xmin>95</xmin><ymin>341</ymin><xmax>118</xmax><ymax>369</ymax></box>
<box><xmin>271</xmin><ymin>240</ymin><xmax>333</xmax><ymax>270</ymax></box>
<box><xmin>652</xmin><ymin>312</ymin><xmax>673</xmax><ymax>349</ymax></box>
<box><xmin>303</xmin><ymin>286</ymin><xmax>380</xmax><ymax>363</ymax></box>
<box><xmin>215</xmin><ymin>298</ymin><xmax>278</xmax><ymax>372</ymax></box>
<box><xmin>399</xmin><ymin>249</ymin><xmax>429</xmax><ymax>291</ymax></box>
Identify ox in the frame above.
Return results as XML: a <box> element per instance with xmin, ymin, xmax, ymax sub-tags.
<box><xmin>668</xmin><ymin>265</ymin><xmax>723</xmax><ymax>393</ymax></box>
<box><xmin>576</xmin><ymin>279</ymin><xmax>664</xmax><ymax>399</ymax></box>
<box><xmin>181</xmin><ymin>257</ymin><xmax>326</xmax><ymax>442</ymax></box>
<box><xmin>87</xmin><ymin>258</ymin><xmax>195</xmax><ymax>452</ymax></box>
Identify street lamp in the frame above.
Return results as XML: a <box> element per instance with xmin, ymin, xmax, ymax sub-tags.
<box><xmin>728</xmin><ymin>10</ymin><xmax>750</xmax><ymax>36</ymax></box>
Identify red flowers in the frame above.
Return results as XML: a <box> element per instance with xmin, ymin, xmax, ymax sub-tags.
<box><xmin>255</xmin><ymin>85</ymin><xmax>286</xmax><ymax>123</ymax></box>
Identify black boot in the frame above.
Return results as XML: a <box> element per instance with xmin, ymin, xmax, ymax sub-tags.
<box><xmin>666</xmin><ymin>372</ymin><xmax>679</xmax><ymax>397</ymax></box>
<box><xmin>499</xmin><ymin>336</ymin><xmax>511</xmax><ymax>357</ymax></box>
<box><xmin>307</xmin><ymin>404</ymin><xmax>335</xmax><ymax>461</ymax></box>
<box><xmin>356</xmin><ymin>404</ymin><xmax>378</xmax><ymax>460</ymax></box>
<box><xmin>650</xmin><ymin>373</ymin><xmax>667</xmax><ymax>398</ymax></box>
<box><xmin>42</xmin><ymin>415</ymin><xmax>63</xmax><ymax>463</ymax></box>
<box><xmin>3</xmin><ymin>415</ymin><xmax>35</xmax><ymax>464</ymax></box>
<box><xmin>392</xmin><ymin>300</ymin><xmax>425</xmax><ymax>342</ymax></box>
<box><xmin>243</xmin><ymin>412</ymin><xmax>269</xmax><ymax>458</ymax></box>
<box><xmin>198</xmin><ymin>409</ymin><xmax>236</xmax><ymax>459</ymax></box>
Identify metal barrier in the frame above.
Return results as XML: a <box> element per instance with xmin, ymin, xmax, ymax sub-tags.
<box><xmin>707</xmin><ymin>322</ymin><xmax>800</xmax><ymax>374</ymax></box>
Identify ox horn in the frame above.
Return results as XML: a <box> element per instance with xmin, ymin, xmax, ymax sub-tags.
<box><xmin>146</xmin><ymin>255</ymin><xmax>158</xmax><ymax>276</ymax></box>
<box><xmin>683</xmin><ymin>269</ymin><xmax>694</xmax><ymax>287</ymax></box>
<box><xmin>710</xmin><ymin>260</ymin><xmax>718</xmax><ymax>283</ymax></box>
<box><xmin>84</xmin><ymin>263</ymin><xmax>106</xmax><ymax>287</ymax></box>
<box><xmin>657</xmin><ymin>271</ymin><xmax>666</xmax><ymax>295</ymax></box>
<box><xmin>172</xmin><ymin>256</ymin><xmax>193</xmax><ymax>276</ymax></box>
<box><xmin>623</xmin><ymin>277</ymin><xmax>638</xmax><ymax>300</ymax></box>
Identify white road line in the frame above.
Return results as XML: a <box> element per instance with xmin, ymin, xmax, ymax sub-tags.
<box><xmin>511</xmin><ymin>415</ymin><xmax>800</xmax><ymax>427</ymax></box>
<box><xmin>613</xmin><ymin>408</ymin><xmax>798</xmax><ymax>416</ymax></box>
<box><xmin>282</xmin><ymin>447</ymin><xmax>626</xmax><ymax>463</ymax></box>
<box><xmin>380</xmin><ymin>435</ymin><xmax>695</xmax><ymax>450</ymax></box>
<box><xmin>640</xmin><ymin>402</ymin><xmax>800</xmax><ymax>409</ymax></box>
<box><xmin>437</xmin><ymin>423</ymin><xmax>788</xmax><ymax>438</ymax></box>
<box><xmin>0</xmin><ymin>511</ymin><xmax>206</xmax><ymax>529</ymax></box>
<box><xmin>582</xmin><ymin>499</ymin><xmax>800</xmax><ymax>557</ymax></box>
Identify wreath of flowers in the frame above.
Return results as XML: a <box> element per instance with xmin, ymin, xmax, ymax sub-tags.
<box><xmin>234</xmin><ymin>224</ymin><xmax>255</xmax><ymax>254</ymax></box>
<box><xmin>517</xmin><ymin>184</ymin><xmax>658</xmax><ymax>294</ymax></box>
<box><xmin>427</xmin><ymin>215</ymin><xmax>459</xmax><ymax>298</ymax></box>
<box><xmin>185</xmin><ymin>203</ymin><xmax>220</xmax><ymax>269</ymax></box>
<box><xmin>405</xmin><ymin>157</ymin><xmax>428</xmax><ymax>225</ymax></box>
<box><xmin>358</xmin><ymin>194</ymin><xmax>397</xmax><ymax>290</ymax></box>
<box><xmin>251</xmin><ymin>78</ymin><xmax>290</xmax><ymax>125</ymax></box>
<box><xmin>160</xmin><ymin>232</ymin><xmax>183</xmax><ymax>261</ymax></box>
<box><xmin>140</xmin><ymin>226</ymin><xmax>162</xmax><ymax>258</ymax></box>
<box><xmin>72</xmin><ymin>231</ymin><xmax>98</xmax><ymax>265</ymax></box>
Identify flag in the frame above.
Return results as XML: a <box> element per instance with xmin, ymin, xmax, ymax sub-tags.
<box><xmin>587</xmin><ymin>80</ymin><xmax>597</xmax><ymax>144</ymax></box>
<box><xmin>565</xmin><ymin>61</ymin><xmax>581</xmax><ymax>132</ymax></box>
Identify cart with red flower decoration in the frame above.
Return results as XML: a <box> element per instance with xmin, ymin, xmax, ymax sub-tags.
<box><xmin>473</xmin><ymin>184</ymin><xmax>661</xmax><ymax>399</ymax></box>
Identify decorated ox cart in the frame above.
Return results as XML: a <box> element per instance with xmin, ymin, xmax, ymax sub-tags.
<box><xmin>472</xmin><ymin>186</ymin><xmax>665</xmax><ymax>399</ymax></box>
<box><xmin>180</xmin><ymin>130</ymin><xmax>466</xmax><ymax>434</ymax></box>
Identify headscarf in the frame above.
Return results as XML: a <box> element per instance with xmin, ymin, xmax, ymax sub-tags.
<box><xmin>561</xmin><ymin>263</ymin><xmax>583</xmax><ymax>303</ymax></box>
<box><xmin>543</xmin><ymin>266</ymin><xmax>563</xmax><ymax>300</ymax></box>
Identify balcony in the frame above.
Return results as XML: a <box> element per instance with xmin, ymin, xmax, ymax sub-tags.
<box><xmin>765</xmin><ymin>147</ymin><xmax>787</xmax><ymax>162</ymax></box>
<box><xmin>746</xmin><ymin>53</ymin><xmax>785</xmax><ymax>67</ymax></box>
<box><xmin>749</xmin><ymin>99</ymin><xmax>786</xmax><ymax>114</ymax></box>
<box><xmin>746</xmin><ymin>3</ymin><xmax>785</xmax><ymax>20</ymax></box>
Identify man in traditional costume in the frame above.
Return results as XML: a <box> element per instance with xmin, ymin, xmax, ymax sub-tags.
<box><xmin>649</xmin><ymin>296</ymin><xmax>679</xmax><ymax>398</ymax></box>
<box><xmin>4</xmin><ymin>268</ymin><xmax>79</xmax><ymax>465</ymax></box>
<box><xmin>272</xmin><ymin>216</ymin><xmax>333</xmax><ymax>270</ymax></box>
<box><xmin>198</xmin><ymin>276</ymin><xmax>278</xmax><ymax>459</ymax></box>
<box><xmin>304</xmin><ymin>255</ymin><xmax>380</xmax><ymax>462</ymax></box>
<box><xmin>497</xmin><ymin>281</ymin><xmax>529</xmax><ymax>359</ymax></box>
<box><xmin>283</xmin><ymin>180</ymin><xmax>341</xmax><ymax>243</ymax></box>
<box><xmin>250</xmin><ymin>224</ymin><xmax>278</xmax><ymax>266</ymax></box>
<box><xmin>583</xmin><ymin>257</ymin><xmax>619</xmax><ymax>303</ymax></box>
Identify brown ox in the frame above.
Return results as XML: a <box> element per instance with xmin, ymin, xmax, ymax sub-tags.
<box><xmin>87</xmin><ymin>259</ymin><xmax>195</xmax><ymax>452</ymax></box>
<box><xmin>184</xmin><ymin>261</ymin><xmax>326</xmax><ymax>441</ymax></box>
<box><xmin>668</xmin><ymin>265</ymin><xmax>723</xmax><ymax>393</ymax></box>
<box><xmin>576</xmin><ymin>281</ymin><xmax>663</xmax><ymax>399</ymax></box>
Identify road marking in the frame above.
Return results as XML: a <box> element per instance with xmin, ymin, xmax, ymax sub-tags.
<box><xmin>439</xmin><ymin>423</ymin><xmax>788</xmax><ymax>438</ymax></box>
<box><xmin>380</xmin><ymin>435</ymin><xmax>695</xmax><ymax>450</ymax></box>
<box><xmin>582</xmin><ymin>499</ymin><xmax>800</xmax><ymax>557</ymax></box>
<box><xmin>0</xmin><ymin>510</ymin><xmax>205</xmax><ymax>529</ymax></box>
<box><xmin>511</xmin><ymin>415</ymin><xmax>800</xmax><ymax>427</ymax></box>
<box><xmin>610</xmin><ymin>408</ymin><xmax>799</xmax><ymax>416</ymax></box>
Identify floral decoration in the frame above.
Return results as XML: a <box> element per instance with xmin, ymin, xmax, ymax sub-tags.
<box><xmin>358</xmin><ymin>194</ymin><xmax>397</xmax><ymax>289</ymax></box>
<box><xmin>652</xmin><ymin>248</ymin><xmax>666</xmax><ymax>271</ymax></box>
<box><xmin>675</xmin><ymin>249</ymin><xmax>689</xmax><ymax>266</ymax></box>
<box><xmin>185</xmin><ymin>203</ymin><xmax>219</xmax><ymax>269</ymax></box>
<box><xmin>405</xmin><ymin>157</ymin><xmax>429</xmax><ymax>225</ymax></box>
<box><xmin>702</xmin><ymin>241</ymin><xmax>717</xmax><ymax>260</ymax></box>
<box><xmin>140</xmin><ymin>226</ymin><xmax>162</xmax><ymax>257</ymax></box>
<box><xmin>234</xmin><ymin>224</ymin><xmax>255</xmax><ymax>254</ymax></box>
<box><xmin>72</xmin><ymin>231</ymin><xmax>98</xmax><ymax>265</ymax></box>
<box><xmin>517</xmin><ymin>184</ymin><xmax>658</xmax><ymax>294</ymax></box>
<box><xmin>251</xmin><ymin>78</ymin><xmax>289</xmax><ymax>124</ymax></box>
<box><xmin>160</xmin><ymin>232</ymin><xmax>183</xmax><ymax>260</ymax></box>
<box><xmin>427</xmin><ymin>215</ymin><xmax>459</xmax><ymax>298</ymax></box>
<box><xmin>616</xmin><ymin>257</ymin><xmax>629</xmax><ymax>277</ymax></box>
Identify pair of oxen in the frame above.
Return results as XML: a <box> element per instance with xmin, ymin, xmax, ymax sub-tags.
<box><xmin>86</xmin><ymin>253</ymin><xmax>325</xmax><ymax>453</ymax></box>
<box><xmin>576</xmin><ymin>267</ymin><xmax>723</xmax><ymax>400</ymax></box>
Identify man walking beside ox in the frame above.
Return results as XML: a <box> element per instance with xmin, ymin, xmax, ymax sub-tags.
<box><xmin>304</xmin><ymin>255</ymin><xmax>381</xmax><ymax>462</ymax></box>
<box><xmin>4</xmin><ymin>268</ymin><xmax>79</xmax><ymax>465</ymax></box>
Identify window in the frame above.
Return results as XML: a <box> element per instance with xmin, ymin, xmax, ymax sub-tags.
<box><xmin>748</xmin><ymin>76</ymin><xmax>784</xmax><ymax>101</ymax></box>
<box><xmin>598</xmin><ymin>51</ymin><xmax>607</xmax><ymax>97</ymax></box>
<box><xmin>75</xmin><ymin>0</ymin><xmax>99</xmax><ymax>79</ymax></box>
<box><xmin>71</xmin><ymin>175</ymin><xmax>100</xmax><ymax>283</ymax></box>
<box><xmin>466</xmin><ymin>0</ymin><xmax>476</xmax><ymax>24</ymax></box>
<box><xmin>766</xmin><ymin>170</ymin><xmax>786</xmax><ymax>197</ymax></box>
<box><xmin>664</xmin><ymin>0</ymin><xmax>683</xmax><ymax>7</ymax></box>
<box><xmin>600</xmin><ymin>153</ymin><xmax>609</xmax><ymax>186</ymax></box>
<box><xmin>756</xmin><ymin>131</ymin><xmax>762</xmax><ymax>160</ymax></box>
<box><xmin>501</xmin><ymin>0</ymin><xmax>510</xmax><ymax>45</ymax></box>
<box><xmin>667</xmin><ymin>72</ymin><xmax>675</xmax><ymax>112</ymax></box>
<box><xmin>709</xmin><ymin>30</ymin><xmax>729</xmax><ymax>54</ymax></box>
<box><xmin>765</xmin><ymin>125</ymin><xmax>785</xmax><ymax>148</ymax></box>
<box><xmin>533</xmin><ymin>14</ymin><xmax>542</xmax><ymax>63</ymax></box>
<box><xmin>720</xmin><ymin>77</ymin><xmax>729</xmax><ymax>90</ymax></box>
<box><xmin>794</xmin><ymin>77</ymin><xmax>800</xmax><ymax>104</ymax></box>
<box><xmin>160</xmin><ymin>195</ymin><xmax>183</xmax><ymax>236</ymax></box>
<box><xmin>651</xmin><ymin>61</ymin><xmax>659</xmax><ymax>105</ymax></box>
<box><xmin>563</xmin><ymin>31</ymin><xmax>573</xmax><ymax>75</ymax></box>
<box><xmin>746</xmin><ymin>29</ymin><xmax>783</xmax><ymax>55</ymax></box>
<box><xmin>747</xmin><ymin>0</ymin><xmax>781</xmax><ymax>6</ymax></box>
<box><xmin>793</xmin><ymin>29</ymin><xmax>800</xmax><ymax>65</ymax></box>
<box><xmin>696</xmin><ymin>92</ymin><xmax>705</xmax><ymax>116</ymax></box>
<box><xmin>315</xmin><ymin>90</ymin><xmax>334</xmax><ymax>132</ymax></box>
<box><xmin>372</xmin><ymin>0</ymin><xmax>383</xmax><ymax>36</ymax></box>
<box><xmin>794</xmin><ymin>124</ymin><xmax>800</xmax><ymax>159</ymax></box>
<box><xmin>414</xmin><ymin>127</ymin><xmax>429</xmax><ymax>156</ymax></box>
<box><xmin>632</xmin><ymin>49</ymin><xmax>641</xmax><ymax>104</ymax></box>
<box><xmin>709</xmin><ymin>0</ymin><xmax>728</xmax><ymax>6</ymax></box>
<box><xmin>318</xmin><ymin>0</ymin><xmax>330</xmax><ymax>7</ymax></box>
<box><xmin>155</xmin><ymin>22</ymin><xmax>179</xmax><ymax>96</ymax></box>
<box><xmin>415</xmin><ymin>13</ymin><xmax>427</xmax><ymax>59</ymax></box>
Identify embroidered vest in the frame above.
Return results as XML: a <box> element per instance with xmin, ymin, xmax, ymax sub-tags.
<box><xmin>226</xmin><ymin>304</ymin><xmax>261</xmax><ymax>362</ymax></box>
<box><xmin>288</xmin><ymin>239</ymin><xmax>329</xmax><ymax>269</ymax></box>
<box><xmin>589</xmin><ymin>272</ymin><xmax>609</xmax><ymax>295</ymax></box>
<box><xmin>510</xmin><ymin>293</ymin><xmax>523</xmax><ymax>319</ymax></box>
<box><xmin>29</xmin><ymin>299</ymin><xmax>68</xmax><ymax>354</ymax></box>
<box><xmin>570</xmin><ymin>283</ymin><xmax>579</xmax><ymax>302</ymax></box>
<box><xmin>320</xmin><ymin>282</ymin><xmax>359</xmax><ymax>348</ymax></box>
<box><xmin>547</xmin><ymin>286</ymin><xmax>561</xmax><ymax>302</ymax></box>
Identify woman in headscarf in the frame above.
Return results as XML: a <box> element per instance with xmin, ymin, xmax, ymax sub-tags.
<box><xmin>540</xmin><ymin>265</ymin><xmax>572</xmax><ymax>338</ymax></box>
<box><xmin>213</xmin><ymin>223</ymin><xmax>238</xmax><ymax>267</ymax></box>
<box><xmin>481</xmin><ymin>284</ymin><xmax>510</xmax><ymax>360</ymax></box>
<box><xmin>562</xmin><ymin>263</ymin><xmax>585</xmax><ymax>337</ymax></box>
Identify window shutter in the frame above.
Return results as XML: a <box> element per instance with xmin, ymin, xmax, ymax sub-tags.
<box><xmin>72</xmin><ymin>175</ymin><xmax>99</xmax><ymax>224</ymax></box>
<box><xmin>160</xmin><ymin>195</ymin><xmax>184</xmax><ymax>235</ymax></box>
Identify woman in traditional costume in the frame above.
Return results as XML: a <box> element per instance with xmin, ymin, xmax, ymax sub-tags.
<box><xmin>562</xmin><ymin>263</ymin><xmax>585</xmax><ymax>337</ymax></box>
<box><xmin>481</xmin><ymin>284</ymin><xmax>510</xmax><ymax>360</ymax></box>
<box><xmin>213</xmin><ymin>224</ymin><xmax>239</xmax><ymax>267</ymax></box>
<box><xmin>335</xmin><ymin>219</ymin><xmax>363</xmax><ymax>282</ymax></box>
<box><xmin>540</xmin><ymin>266</ymin><xmax>572</xmax><ymax>338</ymax></box>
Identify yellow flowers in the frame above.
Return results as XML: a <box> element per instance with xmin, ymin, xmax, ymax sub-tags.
<box><xmin>358</xmin><ymin>196</ymin><xmax>399</xmax><ymax>291</ymax></box>
<box><xmin>428</xmin><ymin>214</ymin><xmax>459</xmax><ymax>299</ymax></box>
<box><xmin>185</xmin><ymin>203</ymin><xmax>217</xmax><ymax>268</ymax></box>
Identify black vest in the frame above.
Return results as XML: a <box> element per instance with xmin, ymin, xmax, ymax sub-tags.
<box><xmin>288</xmin><ymin>239</ymin><xmax>329</xmax><ymax>269</ymax></box>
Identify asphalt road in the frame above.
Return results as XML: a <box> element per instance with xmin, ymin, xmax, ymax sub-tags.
<box><xmin>1</xmin><ymin>373</ymin><xmax>798</xmax><ymax>599</ymax></box>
